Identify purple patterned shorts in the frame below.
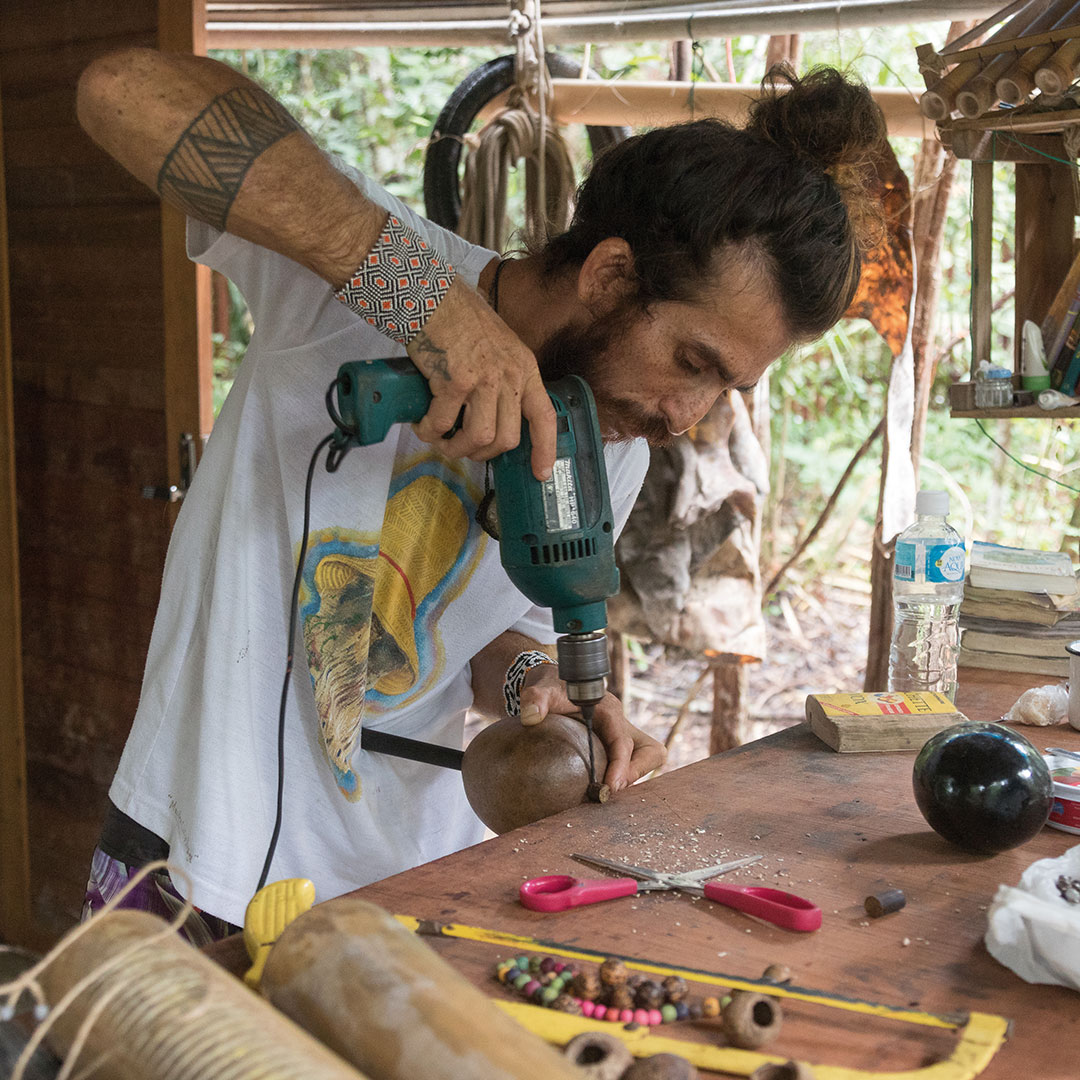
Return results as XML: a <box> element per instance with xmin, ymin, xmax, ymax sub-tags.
<box><xmin>82</xmin><ymin>847</ymin><xmax>239</xmax><ymax>946</ymax></box>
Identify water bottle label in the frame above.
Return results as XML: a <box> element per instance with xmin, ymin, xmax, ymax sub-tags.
<box><xmin>895</xmin><ymin>541</ymin><xmax>966</xmax><ymax>583</ymax></box>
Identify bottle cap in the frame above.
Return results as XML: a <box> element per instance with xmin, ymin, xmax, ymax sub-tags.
<box><xmin>915</xmin><ymin>489</ymin><xmax>949</xmax><ymax>516</ymax></box>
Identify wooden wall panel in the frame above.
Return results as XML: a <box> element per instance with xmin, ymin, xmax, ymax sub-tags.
<box><xmin>0</xmin><ymin>76</ymin><xmax>32</xmax><ymax>949</ymax></box>
<box><xmin>0</xmin><ymin>0</ymin><xmax>171</xmax><ymax>944</ymax></box>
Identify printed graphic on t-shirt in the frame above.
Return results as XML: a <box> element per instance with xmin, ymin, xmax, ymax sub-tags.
<box><xmin>299</xmin><ymin>455</ymin><xmax>485</xmax><ymax>799</ymax></box>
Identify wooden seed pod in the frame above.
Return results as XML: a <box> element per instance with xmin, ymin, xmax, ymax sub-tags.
<box><xmin>749</xmin><ymin>1062</ymin><xmax>816</xmax><ymax>1080</ymax></box>
<box><xmin>461</xmin><ymin>713</ymin><xmax>608</xmax><ymax>833</ymax></box>
<box><xmin>721</xmin><ymin>990</ymin><xmax>783</xmax><ymax>1050</ymax></box>
<box><xmin>262</xmin><ymin>897</ymin><xmax>582</xmax><ymax>1080</ymax></box>
<box><xmin>562</xmin><ymin>1031</ymin><xmax>633</xmax><ymax>1080</ymax></box>
<box><xmin>623</xmin><ymin>1052</ymin><xmax>700</xmax><ymax>1079</ymax></box>
<box><xmin>36</xmin><ymin>910</ymin><xmax>367</xmax><ymax>1080</ymax></box>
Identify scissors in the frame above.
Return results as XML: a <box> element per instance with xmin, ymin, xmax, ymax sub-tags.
<box><xmin>519</xmin><ymin>853</ymin><xmax>821</xmax><ymax>932</ymax></box>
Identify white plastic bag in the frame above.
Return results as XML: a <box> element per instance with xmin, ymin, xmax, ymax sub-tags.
<box><xmin>984</xmin><ymin>845</ymin><xmax>1080</xmax><ymax>991</ymax></box>
<box><xmin>1003</xmin><ymin>683</ymin><xmax>1069</xmax><ymax>727</ymax></box>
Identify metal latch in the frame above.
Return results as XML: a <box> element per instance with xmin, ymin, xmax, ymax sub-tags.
<box><xmin>142</xmin><ymin>432</ymin><xmax>197</xmax><ymax>502</ymax></box>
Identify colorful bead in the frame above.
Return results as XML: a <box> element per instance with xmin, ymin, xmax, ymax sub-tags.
<box><xmin>606</xmin><ymin>1008</ymin><xmax>622</xmax><ymax>1022</ymax></box>
<box><xmin>516</xmin><ymin>956</ymin><xmax>530</xmax><ymax>970</ymax></box>
<box><xmin>539</xmin><ymin>956</ymin><xmax>556</xmax><ymax>975</ymax></box>
<box><xmin>674</xmin><ymin>1002</ymin><xmax>690</xmax><ymax>1021</ymax></box>
<box><xmin>619</xmin><ymin>1009</ymin><xmax>634</xmax><ymax>1024</ymax></box>
<box><xmin>647</xmin><ymin>1009</ymin><xmax>663</xmax><ymax>1026</ymax></box>
<box><xmin>512</xmin><ymin>973</ymin><xmax>531</xmax><ymax>991</ymax></box>
<box><xmin>661</xmin><ymin>1004</ymin><xmax>678</xmax><ymax>1023</ymax></box>
<box><xmin>633</xmin><ymin>1009</ymin><xmax>649</xmax><ymax>1026</ymax></box>
<box><xmin>553</xmin><ymin>962</ymin><xmax>566</xmax><ymax>974</ymax></box>
<box><xmin>593</xmin><ymin>1004</ymin><xmax>607</xmax><ymax>1020</ymax></box>
<box><xmin>523</xmin><ymin>980</ymin><xmax>541</xmax><ymax>998</ymax></box>
<box><xmin>581</xmin><ymin>1000</ymin><xmax>595</xmax><ymax>1018</ymax></box>
<box><xmin>702</xmin><ymin>996</ymin><xmax>721</xmax><ymax>1017</ymax></box>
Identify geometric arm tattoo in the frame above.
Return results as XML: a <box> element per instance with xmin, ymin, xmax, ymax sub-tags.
<box><xmin>156</xmin><ymin>86</ymin><xmax>301</xmax><ymax>231</ymax></box>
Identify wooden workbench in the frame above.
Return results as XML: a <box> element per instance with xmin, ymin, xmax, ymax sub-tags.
<box><xmin>340</xmin><ymin>669</ymin><xmax>1079</xmax><ymax>1079</ymax></box>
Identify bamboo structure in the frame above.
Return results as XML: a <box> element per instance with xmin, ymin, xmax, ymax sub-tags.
<box><xmin>919</xmin><ymin>0</ymin><xmax>1080</xmax><ymax>120</ymax></box>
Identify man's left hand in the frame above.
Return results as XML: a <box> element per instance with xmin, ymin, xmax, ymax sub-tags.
<box><xmin>519</xmin><ymin>664</ymin><xmax>666</xmax><ymax>793</ymax></box>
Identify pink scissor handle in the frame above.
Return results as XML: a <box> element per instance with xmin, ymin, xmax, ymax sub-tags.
<box><xmin>702</xmin><ymin>882</ymin><xmax>822</xmax><ymax>932</ymax></box>
<box><xmin>519</xmin><ymin>875</ymin><xmax>639</xmax><ymax>912</ymax></box>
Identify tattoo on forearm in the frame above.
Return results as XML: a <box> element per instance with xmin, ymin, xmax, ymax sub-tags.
<box><xmin>411</xmin><ymin>332</ymin><xmax>451</xmax><ymax>381</ymax></box>
<box><xmin>157</xmin><ymin>87</ymin><xmax>300</xmax><ymax>230</ymax></box>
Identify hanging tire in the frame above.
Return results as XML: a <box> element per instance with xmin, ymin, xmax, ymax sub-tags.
<box><xmin>423</xmin><ymin>52</ymin><xmax>630</xmax><ymax>232</ymax></box>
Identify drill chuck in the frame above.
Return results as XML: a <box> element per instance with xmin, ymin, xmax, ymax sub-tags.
<box><xmin>557</xmin><ymin>630</ymin><xmax>610</xmax><ymax>708</ymax></box>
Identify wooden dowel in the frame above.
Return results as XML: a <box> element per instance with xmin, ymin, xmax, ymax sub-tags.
<box><xmin>998</xmin><ymin>1</ymin><xmax>1080</xmax><ymax>103</ymax></box>
<box><xmin>1036</xmin><ymin>37</ymin><xmax>1080</xmax><ymax>95</ymax></box>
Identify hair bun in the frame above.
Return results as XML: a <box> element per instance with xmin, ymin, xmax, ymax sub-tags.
<box><xmin>747</xmin><ymin>64</ymin><xmax>888</xmax><ymax>252</ymax></box>
<box><xmin>746</xmin><ymin>64</ymin><xmax>886</xmax><ymax>170</ymax></box>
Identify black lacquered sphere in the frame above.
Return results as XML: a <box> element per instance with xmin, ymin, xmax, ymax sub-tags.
<box><xmin>912</xmin><ymin>722</ymin><xmax>1053</xmax><ymax>854</ymax></box>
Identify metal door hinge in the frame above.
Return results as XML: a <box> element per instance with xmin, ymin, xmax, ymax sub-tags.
<box><xmin>142</xmin><ymin>432</ymin><xmax>197</xmax><ymax>503</ymax></box>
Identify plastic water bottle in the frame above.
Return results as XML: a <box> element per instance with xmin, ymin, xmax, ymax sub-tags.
<box><xmin>888</xmin><ymin>490</ymin><xmax>966</xmax><ymax>700</ymax></box>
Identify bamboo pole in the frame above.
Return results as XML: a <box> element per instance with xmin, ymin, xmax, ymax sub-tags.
<box><xmin>1035</xmin><ymin>35</ymin><xmax>1080</xmax><ymax>94</ymax></box>
<box><xmin>920</xmin><ymin>0</ymin><xmax>1047</xmax><ymax>120</ymax></box>
<box><xmin>997</xmin><ymin>1</ymin><xmax>1080</xmax><ymax>103</ymax></box>
<box><xmin>206</xmin><ymin>1</ymin><xmax>1005</xmax><ymax>50</ymax></box>
<box><xmin>479</xmin><ymin>80</ymin><xmax>926</xmax><ymax>139</ymax></box>
<box><xmin>956</xmin><ymin>0</ymin><xmax>1079</xmax><ymax>115</ymax></box>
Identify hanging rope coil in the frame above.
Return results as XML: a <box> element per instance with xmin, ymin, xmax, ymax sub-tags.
<box><xmin>458</xmin><ymin>101</ymin><xmax>576</xmax><ymax>251</ymax></box>
<box><xmin>457</xmin><ymin>0</ymin><xmax>576</xmax><ymax>250</ymax></box>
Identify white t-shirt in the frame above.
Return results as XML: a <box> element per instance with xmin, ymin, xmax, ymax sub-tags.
<box><xmin>109</xmin><ymin>166</ymin><xmax>650</xmax><ymax>925</ymax></box>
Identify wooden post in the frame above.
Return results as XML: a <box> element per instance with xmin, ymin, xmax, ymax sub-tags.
<box><xmin>1014</xmin><ymin>161</ymin><xmax>1075</xmax><ymax>370</ymax></box>
<box><xmin>159</xmin><ymin>0</ymin><xmax>212</xmax><ymax>507</ymax></box>
<box><xmin>970</xmin><ymin>160</ymin><xmax>994</xmax><ymax>375</ymax></box>
<box><xmin>0</xmin><ymin>84</ymin><xmax>31</xmax><ymax>947</ymax></box>
<box><xmin>710</xmin><ymin>655</ymin><xmax>748</xmax><ymax>756</ymax></box>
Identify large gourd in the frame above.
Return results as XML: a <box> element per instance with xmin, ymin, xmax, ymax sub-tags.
<box><xmin>462</xmin><ymin>713</ymin><xmax>608</xmax><ymax>833</ymax></box>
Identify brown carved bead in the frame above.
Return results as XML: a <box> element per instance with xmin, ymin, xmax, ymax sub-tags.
<box><xmin>662</xmin><ymin>975</ymin><xmax>689</xmax><ymax>1003</ymax></box>
<box><xmin>572</xmin><ymin>970</ymin><xmax>602</xmax><ymax>1002</ymax></box>
<box><xmin>608</xmin><ymin>985</ymin><xmax>635</xmax><ymax>1011</ymax></box>
<box><xmin>599</xmin><ymin>958</ymin><xmax>628</xmax><ymax>987</ymax></box>
<box><xmin>552</xmin><ymin>993</ymin><xmax>584</xmax><ymax>1015</ymax></box>
<box><xmin>635</xmin><ymin>980</ymin><xmax>666</xmax><ymax>1009</ymax></box>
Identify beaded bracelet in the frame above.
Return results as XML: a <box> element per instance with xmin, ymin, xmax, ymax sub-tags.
<box><xmin>503</xmin><ymin>650</ymin><xmax>557</xmax><ymax>718</ymax></box>
<box><xmin>334</xmin><ymin>213</ymin><xmax>456</xmax><ymax>346</ymax></box>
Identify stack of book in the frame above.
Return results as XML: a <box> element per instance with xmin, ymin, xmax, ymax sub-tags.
<box><xmin>959</xmin><ymin>542</ymin><xmax>1080</xmax><ymax>677</ymax></box>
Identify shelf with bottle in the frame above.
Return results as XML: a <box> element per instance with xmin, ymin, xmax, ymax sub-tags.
<box><xmin>916</xmin><ymin>3</ymin><xmax>1080</xmax><ymax>420</ymax></box>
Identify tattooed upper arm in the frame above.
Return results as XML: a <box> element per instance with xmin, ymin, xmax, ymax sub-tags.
<box><xmin>157</xmin><ymin>86</ymin><xmax>300</xmax><ymax>230</ymax></box>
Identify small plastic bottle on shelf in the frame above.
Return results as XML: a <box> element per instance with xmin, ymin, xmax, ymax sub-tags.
<box><xmin>974</xmin><ymin>360</ymin><xmax>1015</xmax><ymax>409</ymax></box>
<box><xmin>888</xmin><ymin>490</ymin><xmax>966</xmax><ymax>701</ymax></box>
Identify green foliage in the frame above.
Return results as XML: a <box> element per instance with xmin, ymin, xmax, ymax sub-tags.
<box><xmin>208</xmin><ymin>29</ymin><xmax>1080</xmax><ymax>576</ymax></box>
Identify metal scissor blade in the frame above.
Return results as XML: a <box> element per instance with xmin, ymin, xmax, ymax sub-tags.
<box><xmin>666</xmin><ymin>855</ymin><xmax>763</xmax><ymax>885</ymax></box>
<box><xmin>570</xmin><ymin>853</ymin><xmax>667</xmax><ymax>883</ymax></box>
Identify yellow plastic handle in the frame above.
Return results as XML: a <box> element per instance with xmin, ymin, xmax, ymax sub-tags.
<box><xmin>242</xmin><ymin>878</ymin><xmax>316</xmax><ymax>988</ymax></box>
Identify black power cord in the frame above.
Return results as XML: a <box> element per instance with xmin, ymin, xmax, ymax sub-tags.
<box><xmin>256</xmin><ymin>429</ymin><xmax>337</xmax><ymax>893</ymax></box>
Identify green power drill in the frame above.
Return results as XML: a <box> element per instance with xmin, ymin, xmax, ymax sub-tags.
<box><xmin>327</xmin><ymin>356</ymin><xmax>619</xmax><ymax>792</ymax></box>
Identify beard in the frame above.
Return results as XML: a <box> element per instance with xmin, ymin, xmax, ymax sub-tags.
<box><xmin>536</xmin><ymin>308</ymin><xmax>673</xmax><ymax>447</ymax></box>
